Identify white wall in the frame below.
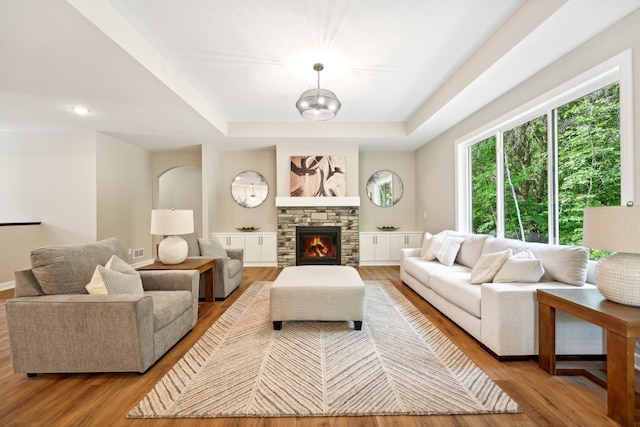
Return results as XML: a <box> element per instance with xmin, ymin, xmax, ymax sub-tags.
<box><xmin>416</xmin><ymin>9</ymin><xmax>640</xmax><ymax>234</ymax></box>
<box><xmin>0</xmin><ymin>131</ymin><xmax>97</xmax><ymax>286</ymax></box>
<box><xmin>159</xmin><ymin>166</ymin><xmax>203</xmax><ymax>236</ymax></box>
<box><xmin>212</xmin><ymin>147</ymin><xmax>418</xmax><ymax>234</ymax></box>
<box><xmin>96</xmin><ymin>133</ymin><xmax>153</xmax><ymax>263</ymax></box>
<box><xmin>217</xmin><ymin>148</ymin><xmax>277</xmax><ymax>232</ymax></box>
<box><xmin>151</xmin><ymin>149</ymin><xmax>201</xmax><ymax>252</ymax></box>
<box><xmin>359</xmin><ymin>151</ymin><xmax>417</xmax><ymax>231</ymax></box>
<box><xmin>201</xmin><ymin>142</ymin><xmax>220</xmax><ymax>239</ymax></box>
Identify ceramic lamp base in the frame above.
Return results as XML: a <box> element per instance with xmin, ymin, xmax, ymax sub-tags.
<box><xmin>158</xmin><ymin>235</ymin><xmax>188</xmax><ymax>264</ymax></box>
<box><xmin>595</xmin><ymin>252</ymin><xmax>640</xmax><ymax>306</ymax></box>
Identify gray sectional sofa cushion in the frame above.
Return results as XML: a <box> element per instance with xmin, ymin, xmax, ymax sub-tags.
<box><xmin>30</xmin><ymin>238</ymin><xmax>128</xmax><ymax>295</ymax></box>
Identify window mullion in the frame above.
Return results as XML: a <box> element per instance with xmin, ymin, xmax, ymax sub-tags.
<box><xmin>548</xmin><ymin>109</ymin><xmax>559</xmax><ymax>245</ymax></box>
<box><xmin>496</xmin><ymin>131</ymin><xmax>504</xmax><ymax>238</ymax></box>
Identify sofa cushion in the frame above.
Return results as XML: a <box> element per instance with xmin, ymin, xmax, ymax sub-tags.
<box><xmin>493</xmin><ymin>250</ymin><xmax>545</xmax><ymax>283</ymax></box>
<box><xmin>404</xmin><ymin>257</ymin><xmax>470</xmax><ymax>287</ymax></box>
<box><xmin>199</xmin><ymin>237</ymin><xmax>228</xmax><ymax>258</ymax></box>
<box><xmin>429</xmin><ymin>272</ymin><xmax>482</xmax><ymax>318</ymax></box>
<box><xmin>470</xmin><ymin>249</ymin><xmax>512</xmax><ymax>284</ymax></box>
<box><xmin>419</xmin><ymin>232</ymin><xmax>434</xmax><ymax>260</ymax></box>
<box><xmin>31</xmin><ymin>238</ymin><xmax>128</xmax><ymax>295</ymax></box>
<box><xmin>423</xmin><ymin>233</ymin><xmax>446</xmax><ymax>260</ymax></box>
<box><xmin>482</xmin><ymin>237</ymin><xmax>588</xmax><ymax>286</ymax></box>
<box><xmin>86</xmin><ymin>255</ymin><xmax>143</xmax><ymax>295</ymax></box>
<box><xmin>445</xmin><ymin>231</ymin><xmax>490</xmax><ymax>268</ymax></box>
<box><xmin>435</xmin><ymin>236</ymin><xmax>465</xmax><ymax>266</ymax></box>
<box><xmin>146</xmin><ymin>290</ymin><xmax>193</xmax><ymax>331</ymax></box>
<box><xmin>178</xmin><ymin>232</ymin><xmax>201</xmax><ymax>257</ymax></box>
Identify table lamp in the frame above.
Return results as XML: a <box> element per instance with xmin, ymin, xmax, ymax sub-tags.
<box><xmin>582</xmin><ymin>204</ymin><xmax>640</xmax><ymax>306</ymax></box>
<box><xmin>151</xmin><ymin>209</ymin><xmax>194</xmax><ymax>264</ymax></box>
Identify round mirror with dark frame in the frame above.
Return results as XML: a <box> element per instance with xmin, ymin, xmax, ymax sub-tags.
<box><xmin>366</xmin><ymin>170</ymin><xmax>403</xmax><ymax>207</ymax></box>
<box><xmin>231</xmin><ymin>170</ymin><xmax>268</xmax><ymax>208</ymax></box>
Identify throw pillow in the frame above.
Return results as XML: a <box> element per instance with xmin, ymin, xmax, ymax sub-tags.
<box><xmin>493</xmin><ymin>250</ymin><xmax>545</xmax><ymax>283</ymax></box>
<box><xmin>198</xmin><ymin>237</ymin><xmax>228</xmax><ymax>258</ymax></box>
<box><xmin>419</xmin><ymin>232</ymin><xmax>434</xmax><ymax>260</ymax></box>
<box><xmin>96</xmin><ymin>266</ymin><xmax>144</xmax><ymax>294</ymax></box>
<box><xmin>85</xmin><ymin>255</ymin><xmax>143</xmax><ymax>295</ymax></box>
<box><xmin>434</xmin><ymin>236</ymin><xmax>465</xmax><ymax>266</ymax></box>
<box><xmin>424</xmin><ymin>233</ymin><xmax>446</xmax><ymax>261</ymax></box>
<box><xmin>469</xmin><ymin>249</ymin><xmax>513</xmax><ymax>284</ymax></box>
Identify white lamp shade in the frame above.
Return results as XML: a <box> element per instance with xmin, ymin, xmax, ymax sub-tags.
<box><xmin>583</xmin><ymin>206</ymin><xmax>640</xmax><ymax>306</ymax></box>
<box><xmin>582</xmin><ymin>206</ymin><xmax>640</xmax><ymax>253</ymax></box>
<box><xmin>150</xmin><ymin>209</ymin><xmax>194</xmax><ymax>236</ymax></box>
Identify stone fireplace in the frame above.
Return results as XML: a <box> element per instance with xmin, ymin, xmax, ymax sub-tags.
<box><xmin>277</xmin><ymin>205</ymin><xmax>359</xmax><ymax>267</ymax></box>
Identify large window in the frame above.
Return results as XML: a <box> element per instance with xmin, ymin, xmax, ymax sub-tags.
<box><xmin>470</xmin><ymin>136</ymin><xmax>496</xmax><ymax>236</ymax></box>
<box><xmin>503</xmin><ymin>115</ymin><xmax>548</xmax><ymax>242</ymax></box>
<box><xmin>557</xmin><ymin>84</ymin><xmax>621</xmax><ymax>245</ymax></box>
<box><xmin>467</xmin><ymin>82</ymin><xmax>620</xmax><ymax>245</ymax></box>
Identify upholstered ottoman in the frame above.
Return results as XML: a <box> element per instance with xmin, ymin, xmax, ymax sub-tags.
<box><xmin>270</xmin><ymin>265</ymin><xmax>365</xmax><ymax>330</ymax></box>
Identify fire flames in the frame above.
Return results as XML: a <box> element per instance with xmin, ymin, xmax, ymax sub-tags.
<box><xmin>302</xmin><ymin>235</ymin><xmax>336</xmax><ymax>258</ymax></box>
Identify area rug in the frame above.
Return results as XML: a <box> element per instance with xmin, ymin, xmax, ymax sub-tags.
<box><xmin>128</xmin><ymin>280</ymin><xmax>522</xmax><ymax>418</ymax></box>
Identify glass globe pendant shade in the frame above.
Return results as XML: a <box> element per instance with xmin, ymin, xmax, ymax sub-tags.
<box><xmin>296</xmin><ymin>88</ymin><xmax>341</xmax><ymax>121</ymax></box>
<box><xmin>295</xmin><ymin>63</ymin><xmax>341</xmax><ymax>121</ymax></box>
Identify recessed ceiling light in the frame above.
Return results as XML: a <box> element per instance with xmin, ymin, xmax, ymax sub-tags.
<box><xmin>71</xmin><ymin>106</ymin><xmax>91</xmax><ymax>115</ymax></box>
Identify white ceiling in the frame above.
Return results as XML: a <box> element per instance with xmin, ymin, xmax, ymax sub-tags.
<box><xmin>1</xmin><ymin>0</ymin><xmax>640</xmax><ymax>152</ymax></box>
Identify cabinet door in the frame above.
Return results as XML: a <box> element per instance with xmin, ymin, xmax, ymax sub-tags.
<box><xmin>244</xmin><ymin>235</ymin><xmax>262</xmax><ymax>262</ymax></box>
<box><xmin>389</xmin><ymin>234</ymin><xmax>407</xmax><ymax>261</ymax></box>
<box><xmin>389</xmin><ymin>233</ymin><xmax>424</xmax><ymax>261</ymax></box>
<box><xmin>374</xmin><ymin>233</ymin><xmax>391</xmax><ymax>260</ymax></box>
<box><xmin>359</xmin><ymin>234</ymin><xmax>377</xmax><ymax>261</ymax></box>
<box><xmin>212</xmin><ymin>234</ymin><xmax>244</xmax><ymax>250</ymax></box>
<box><xmin>406</xmin><ymin>233</ymin><xmax>423</xmax><ymax>249</ymax></box>
<box><xmin>259</xmin><ymin>234</ymin><xmax>277</xmax><ymax>262</ymax></box>
<box><xmin>360</xmin><ymin>233</ymin><xmax>391</xmax><ymax>261</ymax></box>
<box><xmin>245</xmin><ymin>234</ymin><xmax>277</xmax><ymax>264</ymax></box>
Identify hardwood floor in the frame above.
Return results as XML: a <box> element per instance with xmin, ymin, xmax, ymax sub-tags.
<box><xmin>0</xmin><ymin>266</ymin><xmax>623</xmax><ymax>426</ymax></box>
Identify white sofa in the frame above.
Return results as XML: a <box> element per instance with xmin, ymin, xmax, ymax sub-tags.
<box><xmin>400</xmin><ymin>230</ymin><xmax>606</xmax><ymax>358</ymax></box>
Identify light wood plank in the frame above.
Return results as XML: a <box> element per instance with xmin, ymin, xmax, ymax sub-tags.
<box><xmin>0</xmin><ymin>266</ymin><xmax>626</xmax><ymax>426</ymax></box>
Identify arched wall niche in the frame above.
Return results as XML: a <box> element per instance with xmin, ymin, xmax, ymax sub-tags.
<box><xmin>158</xmin><ymin>165</ymin><xmax>203</xmax><ymax>236</ymax></box>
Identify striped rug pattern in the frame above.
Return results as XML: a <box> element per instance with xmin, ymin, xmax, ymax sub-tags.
<box><xmin>128</xmin><ymin>280</ymin><xmax>521</xmax><ymax>418</ymax></box>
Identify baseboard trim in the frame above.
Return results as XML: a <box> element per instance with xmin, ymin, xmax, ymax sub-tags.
<box><xmin>0</xmin><ymin>280</ymin><xmax>15</xmax><ymax>292</ymax></box>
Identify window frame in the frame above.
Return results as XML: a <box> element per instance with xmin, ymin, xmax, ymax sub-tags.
<box><xmin>455</xmin><ymin>50</ymin><xmax>634</xmax><ymax>242</ymax></box>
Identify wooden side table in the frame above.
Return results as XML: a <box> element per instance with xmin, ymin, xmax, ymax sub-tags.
<box><xmin>537</xmin><ymin>288</ymin><xmax>640</xmax><ymax>427</ymax></box>
<box><xmin>137</xmin><ymin>258</ymin><xmax>215</xmax><ymax>302</ymax></box>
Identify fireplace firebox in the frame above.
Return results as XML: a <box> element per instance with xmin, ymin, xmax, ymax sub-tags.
<box><xmin>296</xmin><ymin>226</ymin><xmax>341</xmax><ymax>266</ymax></box>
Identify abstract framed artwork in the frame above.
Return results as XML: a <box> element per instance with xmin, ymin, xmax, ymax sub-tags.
<box><xmin>290</xmin><ymin>156</ymin><xmax>346</xmax><ymax>197</ymax></box>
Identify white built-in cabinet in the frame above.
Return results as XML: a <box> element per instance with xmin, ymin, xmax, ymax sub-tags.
<box><xmin>212</xmin><ymin>232</ymin><xmax>277</xmax><ymax>266</ymax></box>
<box><xmin>214</xmin><ymin>233</ymin><xmax>244</xmax><ymax>250</ymax></box>
<box><xmin>359</xmin><ymin>231</ymin><xmax>423</xmax><ymax>265</ymax></box>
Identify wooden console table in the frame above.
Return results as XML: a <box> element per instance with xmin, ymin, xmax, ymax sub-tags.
<box><xmin>537</xmin><ymin>288</ymin><xmax>640</xmax><ymax>427</ymax></box>
<box><xmin>137</xmin><ymin>258</ymin><xmax>215</xmax><ymax>302</ymax></box>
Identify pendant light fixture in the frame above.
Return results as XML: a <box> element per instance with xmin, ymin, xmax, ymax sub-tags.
<box><xmin>295</xmin><ymin>63</ymin><xmax>341</xmax><ymax>121</ymax></box>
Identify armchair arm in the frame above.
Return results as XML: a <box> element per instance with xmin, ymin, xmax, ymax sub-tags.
<box><xmin>6</xmin><ymin>294</ymin><xmax>155</xmax><ymax>373</ymax></box>
<box><xmin>225</xmin><ymin>248</ymin><xmax>243</xmax><ymax>262</ymax></box>
<box><xmin>139</xmin><ymin>270</ymin><xmax>199</xmax><ymax>293</ymax></box>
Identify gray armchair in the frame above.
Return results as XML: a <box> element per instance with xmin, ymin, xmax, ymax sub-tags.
<box><xmin>176</xmin><ymin>232</ymin><xmax>243</xmax><ymax>299</ymax></box>
<box><xmin>6</xmin><ymin>238</ymin><xmax>199</xmax><ymax>375</ymax></box>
